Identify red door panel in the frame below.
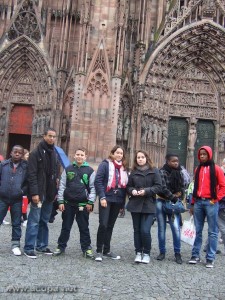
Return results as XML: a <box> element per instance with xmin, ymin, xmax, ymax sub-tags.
<box><xmin>9</xmin><ymin>105</ymin><xmax>33</xmax><ymax>135</ymax></box>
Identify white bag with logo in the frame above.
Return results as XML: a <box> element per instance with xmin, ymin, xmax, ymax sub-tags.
<box><xmin>181</xmin><ymin>216</ymin><xmax>196</xmax><ymax>246</ymax></box>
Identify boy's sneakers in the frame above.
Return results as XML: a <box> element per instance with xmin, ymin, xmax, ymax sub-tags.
<box><xmin>175</xmin><ymin>253</ymin><xmax>182</xmax><ymax>264</ymax></box>
<box><xmin>142</xmin><ymin>254</ymin><xmax>150</xmax><ymax>264</ymax></box>
<box><xmin>103</xmin><ymin>252</ymin><xmax>121</xmax><ymax>260</ymax></box>
<box><xmin>188</xmin><ymin>256</ymin><xmax>201</xmax><ymax>264</ymax></box>
<box><xmin>206</xmin><ymin>259</ymin><xmax>214</xmax><ymax>268</ymax></box>
<box><xmin>95</xmin><ymin>253</ymin><xmax>103</xmax><ymax>262</ymax></box>
<box><xmin>53</xmin><ymin>248</ymin><xmax>65</xmax><ymax>256</ymax></box>
<box><xmin>83</xmin><ymin>249</ymin><xmax>95</xmax><ymax>259</ymax></box>
<box><xmin>36</xmin><ymin>248</ymin><xmax>53</xmax><ymax>255</ymax></box>
<box><xmin>134</xmin><ymin>252</ymin><xmax>142</xmax><ymax>263</ymax></box>
<box><xmin>24</xmin><ymin>251</ymin><xmax>37</xmax><ymax>259</ymax></box>
<box><xmin>12</xmin><ymin>247</ymin><xmax>21</xmax><ymax>256</ymax></box>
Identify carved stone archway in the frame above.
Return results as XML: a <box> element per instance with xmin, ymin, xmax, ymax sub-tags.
<box><xmin>0</xmin><ymin>35</ymin><xmax>56</xmax><ymax>151</ymax></box>
<box><xmin>139</xmin><ymin>19</ymin><xmax>225</xmax><ymax>169</ymax></box>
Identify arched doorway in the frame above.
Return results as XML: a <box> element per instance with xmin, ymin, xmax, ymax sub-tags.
<box><xmin>7</xmin><ymin>105</ymin><xmax>33</xmax><ymax>157</ymax></box>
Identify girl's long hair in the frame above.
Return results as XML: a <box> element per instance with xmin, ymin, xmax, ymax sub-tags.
<box><xmin>108</xmin><ymin>145</ymin><xmax>126</xmax><ymax>168</ymax></box>
<box><xmin>133</xmin><ymin>150</ymin><xmax>154</xmax><ymax>170</ymax></box>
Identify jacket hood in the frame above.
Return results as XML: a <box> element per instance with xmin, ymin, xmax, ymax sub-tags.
<box><xmin>197</xmin><ymin>146</ymin><xmax>213</xmax><ymax>161</ymax></box>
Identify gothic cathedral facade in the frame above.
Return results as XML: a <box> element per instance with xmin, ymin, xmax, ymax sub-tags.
<box><xmin>0</xmin><ymin>0</ymin><xmax>224</xmax><ymax>175</ymax></box>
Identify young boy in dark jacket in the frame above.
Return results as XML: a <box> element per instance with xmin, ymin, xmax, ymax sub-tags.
<box><xmin>0</xmin><ymin>145</ymin><xmax>28</xmax><ymax>256</ymax></box>
<box><xmin>54</xmin><ymin>148</ymin><xmax>96</xmax><ymax>258</ymax></box>
<box><xmin>189</xmin><ymin>146</ymin><xmax>225</xmax><ymax>268</ymax></box>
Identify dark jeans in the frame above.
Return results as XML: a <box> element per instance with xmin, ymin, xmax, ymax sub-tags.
<box><xmin>58</xmin><ymin>203</ymin><xmax>91</xmax><ymax>252</ymax></box>
<box><xmin>0</xmin><ymin>200</ymin><xmax>22</xmax><ymax>248</ymax></box>
<box><xmin>96</xmin><ymin>201</ymin><xmax>121</xmax><ymax>253</ymax></box>
<box><xmin>131</xmin><ymin>212</ymin><xmax>155</xmax><ymax>255</ymax></box>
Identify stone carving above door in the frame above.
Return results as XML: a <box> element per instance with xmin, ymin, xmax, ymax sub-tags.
<box><xmin>170</xmin><ymin>67</ymin><xmax>218</xmax><ymax>119</ymax></box>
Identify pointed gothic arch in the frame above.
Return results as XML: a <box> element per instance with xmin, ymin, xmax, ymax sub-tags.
<box><xmin>85</xmin><ymin>39</ymin><xmax>111</xmax><ymax>97</ymax></box>
<box><xmin>139</xmin><ymin>19</ymin><xmax>225</xmax><ymax>170</ymax></box>
<box><xmin>0</xmin><ymin>35</ymin><xmax>56</xmax><ymax>107</ymax></box>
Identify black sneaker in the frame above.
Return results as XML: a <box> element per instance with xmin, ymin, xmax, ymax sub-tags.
<box><xmin>206</xmin><ymin>259</ymin><xmax>214</xmax><ymax>268</ymax></box>
<box><xmin>175</xmin><ymin>253</ymin><xmax>182</xmax><ymax>264</ymax></box>
<box><xmin>24</xmin><ymin>251</ymin><xmax>37</xmax><ymax>259</ymax></box>
<box><xmin>156</xmin><ymin>253</ymin><xmax>165</xmax><ymax>261</ymax></box>
<box><xmin>36</xmin><ymin>248</ymin><xmax>53</xmax><ymax>255</ymax></box>
<box><xmin>188</xmin><ymin>256</ymin><xmax>201</xmax><ymax>264</ymax></box>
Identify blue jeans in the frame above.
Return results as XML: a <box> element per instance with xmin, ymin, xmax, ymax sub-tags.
<box><xmin>0</xmin><ymin>200</ymin><xmax>22</xmax><ymax>248</ymax></box>
<box><xmin>24</xmin><ymin>200</ymin><xmax>53</xmax><ymax>252</ymax></box>
<box><xmin>131</xmin><ymin>212</ymin><xmax>154</xmax><ymax>255</ymax></box>
<box><xmin>57</xmin><ymin>203</ymin><xmax>91</xmax><ymax>252</ymax></box>
<box><xmin>156</xmin><ymin>199</ymin><xmax>181</xmax><ymax>254</ymax></box>
<box><xmin>192</xmin><ymin>199</ymin><xmax>219</xmax><ymax>261</ymax></box>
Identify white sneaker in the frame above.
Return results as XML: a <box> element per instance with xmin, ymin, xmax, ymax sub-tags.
<box><xmin>12</xmin><ymin>247</ymin><xmax>22</xmax><ymax>256</ymax></box>
<box><xmin>22</xmin><ymin>220</ymin><xmax>28</xmax><ymax>227</ymax></box>
<box><xmin>142</xmin><ymin>254</ymin><xmax>150</xmax><ymax>264</ymax></box>
<box><xmin>3</xmin><ymin>220</ymin><xmax>10</xmax><ymax>225</ymax></box>
<box><xmin>95</xmin><ymin>253</ymin><xmax>103</xmax><ymax>262</ymax></box>
<box><xmin>134</xmin><ymin>252</ymin><xmax>142</xmax><ymax>263</ymax></box>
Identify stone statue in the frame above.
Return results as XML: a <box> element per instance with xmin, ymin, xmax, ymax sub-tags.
<box><xmin>45</xmin><ymin>115</ymin><xmax>51</xmax><ymax>129</ymax></box>
<box><xmin>141</xmin><ymin>116</ymin><xmax>149</xmax><ymax>143</ymax></box>
<box><xmin>124</xmin><ymin>116</ymin><xmax>130</xmax><ymax>141</ymax></box>
<box><xmin>162</xmin><ymin>123</ymin><xmax>168</xmax><ymax>147</ymax></box>
<box><xmin>0</xmin><ymin>113</ymin><xmax>6</xmax><ymax>133</ymax></box>
<box><xmin>40</xmin><ymin>115</ymin><xmax>46</xmax><ymax>135</ymax></box>
<box><xmin>157</xmin><ymin>120</ymin><xmax>163</xmax><ymax>145</ymax></box>
<box><xmin>62</xmin><ymin>116</ymin><xmax>68</xmax><ymax>136</ymax></box>
<box><xmin>188</xmin><ymin>124</ymin><xmax>197</xmax><ymax>149</ymax></box>
<box><xmin>147</xmin><ymin>117</ymin><xmax>153</xmax><ymax>143</ymax></box>
<box><xmin>152</xmin><ymin>119</ymin><xmax>158</xmax><ymax>144</ymax></box>
<box><xmin>219</xmin><ymin>132</ymin><xmax>225</xmax><ymax>152</ymax></box>
<box><xmin>36</xmin><ymin>115</ymin><xmax>42</xmax><ymax>135</ymax></box>
<box><xmin>32</xmin><ymin>116</ymin><xmax>37</xmax><ymax>135</ymax></box>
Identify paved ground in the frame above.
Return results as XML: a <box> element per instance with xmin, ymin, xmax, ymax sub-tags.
<box><xmin>0</xmin><ymin>209</ymin><xmax>224</xmax><ymax>300</ymax></box>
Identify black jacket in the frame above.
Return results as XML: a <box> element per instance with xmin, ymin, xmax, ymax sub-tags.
<box><xmin>28</xmin><ymin>144</ymin><xmax>59</xmax><ymax>202</ymax></box>
<box><xmin>0</xmin><ymin>159</ymin><xmax>28</xmax><ymax>203</ymax></box>
<box><xmin>126</xmin><ymin>167</ymin><xmax>162</xmax><ymax>213</ymax></box>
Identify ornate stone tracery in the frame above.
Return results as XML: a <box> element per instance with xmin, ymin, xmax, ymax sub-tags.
<box><xmin>7</xmin><ymin>0</ymin><xmax>42</xmax><ymax>42</ymax></box>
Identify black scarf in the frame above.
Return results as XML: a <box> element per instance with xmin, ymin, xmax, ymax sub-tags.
<box><xmin>162</xmin><ymin>163</ymin><xmax>183</xmax><ymax>194</ymax></box>
<box><xmin>192</xmin><ymin>160</ymin><xmax>217</xmax><ymax>199</ymax></box>
<box><xmin>38</xmin><ymin>140</ymin><xmax>57</xmax><ymax>202</ymax></box>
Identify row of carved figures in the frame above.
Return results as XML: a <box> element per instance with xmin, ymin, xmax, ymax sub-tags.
<box><xmin>141</xmin><ymin>115</ymin><xmax>168</xmax><ymax>146</ymax></box>
<box><xmin>32</xmin><ymin>114</ymin><xmax>51</xmax><ymax>136</ymax></box>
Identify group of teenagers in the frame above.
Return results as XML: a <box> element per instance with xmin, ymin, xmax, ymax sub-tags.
<box><xmin>0</xmin><ymin>128</ymin><xmax>225</xmax><ymax>268</ymax></box>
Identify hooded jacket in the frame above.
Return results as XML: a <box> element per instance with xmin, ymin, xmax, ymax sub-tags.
<box><xmin>0</xmin><ymin>159</ymin><xmax>28</xmax><ymax>203</ymax></box>
<box><xmin>191</xmin><ymin>146</ymin><xmax>225</xmax><ymax>203</ymax></box>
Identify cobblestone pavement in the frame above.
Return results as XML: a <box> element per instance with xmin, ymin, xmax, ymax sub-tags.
<box><xmin>0</xmin><ymin>210</ymin><xmax>224</xmax><ymax>300</ymax></box>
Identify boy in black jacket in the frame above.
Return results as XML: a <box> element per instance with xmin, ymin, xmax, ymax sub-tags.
<box><xmin>0</xmin><ymin>145</ymin><xmax>28</xmax><ymax>256</ymax></box>
<box><xmin>54</xmin><ymin>148</ymin><xmax>96</xmax><ymax>258</ymax></box>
